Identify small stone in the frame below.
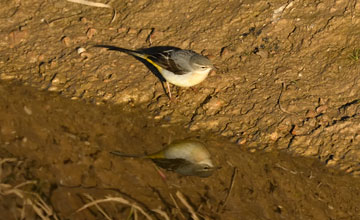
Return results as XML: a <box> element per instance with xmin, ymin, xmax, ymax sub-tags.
<box><xmin>51</xmin><ymin>74</ymin><xmax>67</xmax><ymax>85</ymax></box>
<box><xmin>80</xmin><ymin>17</ymin><xmax>87</xmax><ymax>23</ymax></box>
<box><xmin>86</xmin><ymin>28</ymin><xmax>96</xmax><ymax>39</ymax></box>
<box><xmin>154</xmin><ymin>115</ymin><xmax>162</xmax><ymax>120</ymax></box>
<box><xmin>23</xmin><ymin>106</ymin><xmax>32</xmax><ymax>115</ymax></box>
<box><xmin>326</xmin><ymin>159</ymin><xmax>337</xmax><ymax>166</ymax></box>
<box><xmin>38</xmin><ymin>54</ymin><xmax>45</xmax><ymax>62</ymax></box>
<box><xmin>269</xmin><ymin>131</ymin><xmax>279</xmax><ymax>141</ymax></box>
<box><xmin>249</xmin><ymin>148</ymin><xmax>257</xmax><ymax>153</ymax></box>
<box><xmin>61</xmin><ymin>36</ymin><xmax>71</xmax><ymax>47</ymax></box>
<box><xmin>52</xmin><ymin>77</ymin><xmax>60</xmax><ymax>85</ymax></box>
<box><xmin>77</xmin><ymin>47</ymin><xmax>86</xmax><ymax>54</ymax></box>
<box><xmin>236</xmin><ymin>138</ymin><xmax>247</xmax><ymax>145</ymax></box>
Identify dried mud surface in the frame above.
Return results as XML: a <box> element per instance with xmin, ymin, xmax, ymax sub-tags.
<box><xmin>1</xmin><ymin>0</ymin><xmax>360</xmax><ymax>219</ymax></box>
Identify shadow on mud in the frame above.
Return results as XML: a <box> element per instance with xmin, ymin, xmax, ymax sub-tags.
<box><xmin>0</xmin><ymin>81</ymin><xmax>359</xmax><ymax>220</ymax></box>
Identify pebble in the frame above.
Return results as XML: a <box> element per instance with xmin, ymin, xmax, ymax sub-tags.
<box><xmin>77</xmin><ymin>47</ymin><xmax>86</xmax><ymax>54</ymax></box>
<box><xmin>86</xmin><ymin>28</ymin><xmax>96</xmax><ymax>39</ymax></box>
<box><xmin>38</xmin><ymin>54</ymin><xmax>45</xmax><ymax>62</ymax></box>
<box><xmin>269</xmin><ymin>131</ymin><xmax>280</xmax><ymax>141</ymax></box>
<box><xmin>61</xmin><ymin>36</ymin><xmax>71</xmax><ymax>47</ymax></box>
<box><xmin>236</xmin><ymin>138</ymin><xmax>247</xmax><ymax>145</ymax></box>
<box><xmin>23</xmin><ymin>106</ymin><xmax>32</xmax><ymax>115</ymax></box>
<box><xmin>80</xmin><ymin>17</ymin><xmax>88</xmax><ymax>23</ymax></box>
<box><xmin>51</xmin><ymin>74</ymin><xmax>67</xmax><ymax>85</ymax></box>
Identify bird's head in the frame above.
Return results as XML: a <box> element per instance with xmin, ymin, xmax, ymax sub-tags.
<box><xmin>191</xmin><ymin>55</ymin><xmax>213</xmax><ymax>74</ymax></box>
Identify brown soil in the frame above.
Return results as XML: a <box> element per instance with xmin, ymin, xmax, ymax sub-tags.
<box><xmin>1</xmin><ymin>0</ymin><xmax>360</xmax><ymax>219</ymax></box>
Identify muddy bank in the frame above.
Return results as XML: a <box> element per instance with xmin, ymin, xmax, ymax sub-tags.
<box><xmin>1</xmin><ymin>82</ymin><xmax>359</xmax><ymax>219</ymax></box>
<box><xmin>1</xmin><ymin>0</ymin><xmax>360</xmax><ymax>219</ymax></box>
<box><xmin>1</xmin><ymin>0</ymin><xmax>360</xmax><ymax>174</ymax></box>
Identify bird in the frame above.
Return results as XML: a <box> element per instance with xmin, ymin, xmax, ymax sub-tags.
<box><xmin>110</xmin><ymin>139</ymin><xmax>216</xmax><ymax>178</ymax></box>
<box><xmin>94</xmin><ymin>45</ymin><xmax>214</xmax><ymax>98</ymax></box>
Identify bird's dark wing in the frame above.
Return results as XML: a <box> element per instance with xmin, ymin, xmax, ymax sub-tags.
<box><xmin>145</xmin><ymin>50</ymin><xmax>188</xmax><ymax>75</ymax></box>
<box><xmin>151</xmin><ymin>158</ymin><xmax>191</xmax><ymax>171</ymax></box>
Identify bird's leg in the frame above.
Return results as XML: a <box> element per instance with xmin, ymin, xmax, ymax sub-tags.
<box><xmin>153</xmin><ymin>164</ymin><xmax>167</xmax><ymax>181</ymax></box>
<box><xmin>166</xmin><ymin>81</ymin><xmax>172</xmax><ymax>99</ymax></box>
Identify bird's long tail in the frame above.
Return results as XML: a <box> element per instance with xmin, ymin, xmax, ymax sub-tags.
<box><xmin>93</xmin><ymin>45</ymin><xmax>164</xmax><ymax>71</ymax></box>
<box><xmin>110</xmin><ymin>150</ymin><xmax>165</xmax><ymax>159</ymax></box>
<box><xmin>110</xmin><ymin>151</ymin><xmax>144</xmax><ymax>158</ymax></box>
<box><xmin>93</xmin><ymin>45</ymin><xmax>148</xmax><ymax>60</ymax></box>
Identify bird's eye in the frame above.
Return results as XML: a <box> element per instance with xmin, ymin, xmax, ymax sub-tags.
<box><xmin>203</xmin><ymin>166</ymin><xmax>210</xmax><ymax>170</ymax></box>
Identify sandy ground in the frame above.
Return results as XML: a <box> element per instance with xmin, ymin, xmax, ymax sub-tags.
<box><xmin>1</xmin><ymin>0</ymin><xmax>360</xmax><ymax>219</ymax></box>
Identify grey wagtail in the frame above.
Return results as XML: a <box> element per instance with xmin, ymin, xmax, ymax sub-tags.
<box><xmin>110</xmin><ymin>140</ymin><xmax>216</xmax><ymax>178</ymax></box>
<box><xmin>94</xmin><ymin>45</ymin><xmax>213</xmax><ymax>98</ymax></box>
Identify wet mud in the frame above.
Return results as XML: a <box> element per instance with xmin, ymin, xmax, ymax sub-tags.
<box><xmin>1</xmin><ymin>0</ymin><xmax>360</xmax><ymax>219</ymax></box>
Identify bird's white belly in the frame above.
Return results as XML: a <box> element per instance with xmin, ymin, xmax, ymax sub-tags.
<box><xmin>161</xmin><ymin>69</ymin><xmax>210</xmax><ymax>87</ymax></box>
